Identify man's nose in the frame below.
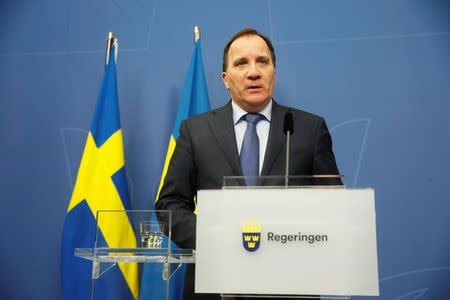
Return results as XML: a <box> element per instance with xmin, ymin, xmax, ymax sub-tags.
<box><xmin>247</xmin><ymin>63</ymin><xmax>261</xmax><ymax>79</ymax></box>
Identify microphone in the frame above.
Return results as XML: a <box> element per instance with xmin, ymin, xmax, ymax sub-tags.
<box><xmin>283</xmin><ymin>111</ymin><xmax>294</xmax><ymax>187</ymax></box>
<box><xmin>283</xmin><ymin>111</ymin><xmax>294</xmax><ymax>135</ymax></box>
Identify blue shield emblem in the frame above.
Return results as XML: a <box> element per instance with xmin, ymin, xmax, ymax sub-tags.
<box><xmin>242</xmin><ymin>220</ymin><xmax>262</xmax><ymax>252</ymax></box>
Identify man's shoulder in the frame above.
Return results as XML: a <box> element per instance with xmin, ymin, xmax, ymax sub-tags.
<box><xmin>182</xmin><ymin>101</ymin><xmax>325</xmax><ymax>125</ymax></box>
<box><xmin>274</xmin><ymin>102</ymin><xmax>324</xmax><ymax>123</ymax></box>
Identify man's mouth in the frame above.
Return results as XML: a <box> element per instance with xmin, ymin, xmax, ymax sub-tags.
<box><xmin>247</xmin><ymin>85</ymin><xmax>262</xmax><ymax>92</ymax></box>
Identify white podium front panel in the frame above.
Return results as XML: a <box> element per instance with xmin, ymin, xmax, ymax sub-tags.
<box><xmin>195</xmin><ymin>188</ymin><xmax>379</xmax><ymax>296</ymax></box>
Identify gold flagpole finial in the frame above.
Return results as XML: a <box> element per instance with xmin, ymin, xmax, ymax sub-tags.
<box><xmin>194</xmin><ymin>26</ymin><xmax>200</xmax><ymax>43</ymax></box>
<box><xmin>105</xmin><ymin>32</ymin><xmax>116</xmax><ymax>67</ymax></box>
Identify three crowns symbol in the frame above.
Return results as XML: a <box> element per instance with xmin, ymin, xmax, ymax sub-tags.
<box><xmin>242</xmin><ymin>220</ymin><xmax>262</xmax><ymax>252</ymax></box>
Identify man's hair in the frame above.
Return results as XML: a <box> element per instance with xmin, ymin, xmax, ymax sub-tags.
<box><xmin>222</xmin><ymin>28</ymin><xmax>276</xmax><ymax>72</ymax></box>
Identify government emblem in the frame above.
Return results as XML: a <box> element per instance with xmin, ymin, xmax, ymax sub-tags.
<box><xmin>242</xmin><ymin>220</ymin><xmax>262</xmax><ymax>252</ymax></box>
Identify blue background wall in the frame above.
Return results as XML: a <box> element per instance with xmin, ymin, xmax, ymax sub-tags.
<box><xmin>1</xmin><ymin>0</ymin><xmax>449</xmax><ymax>299</ymax></box>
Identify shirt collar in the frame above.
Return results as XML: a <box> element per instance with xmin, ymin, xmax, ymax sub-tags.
<box><xmin>231</xmin><ymin>99</ymin><xmax>272</xmax><ymax>125</ymax></box>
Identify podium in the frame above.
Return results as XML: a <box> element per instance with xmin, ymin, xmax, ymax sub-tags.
<box><xmin>195</xmin><ymin>176</ymin><xmax>379</xmax><ymax>298</ymax></box>
<box><xmin>74</xmin><ymin>177</ymin><xmax>379</xmax><ymax>299</ymax></box>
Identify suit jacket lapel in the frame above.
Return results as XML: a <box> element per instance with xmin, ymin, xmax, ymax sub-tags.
<box><xmin>208</xmin><ymin>102</ymin><xmax>243</xmax><ymax>177</ymax></box>
<box><xmin>207</xmin><ymin>100</ymin><xmax>288</xmax><ymax>179</ymax></box>
<box><xmin>261</xmin><ymin>101</ymin><xmax>288</xmax><ymax>176</ymax></box>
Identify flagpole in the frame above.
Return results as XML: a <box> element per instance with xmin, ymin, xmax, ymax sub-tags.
<box><xmin>194</xmin><ymin>26</ymin><xmax>200</xmax><ymax>43</ymax></box>
<box><xmin>105</xmin><ymin>32</ymin><xmax>116</xmax><ymax>67</ymax></box>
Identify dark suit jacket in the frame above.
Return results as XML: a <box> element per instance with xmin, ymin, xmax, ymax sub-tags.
<box><xmin>155</xmin><ymin>100</ymin><xmax>340</xmax><ymax>299</ymax></box>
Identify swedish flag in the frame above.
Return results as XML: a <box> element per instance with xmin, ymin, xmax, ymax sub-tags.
<box><xmin>61</xmin><ymin>43</ymin><xmax>139</xmax><ymax>300</ymax></box>
<box><xmin>139</xmin><ymin>36</ymin><xmax>210</xmax><ymax>300</ymax></box>
<box><xmin>156</xmin><ymin>39</ymin><xmax>210</xmax><ymax>201</ymax></box>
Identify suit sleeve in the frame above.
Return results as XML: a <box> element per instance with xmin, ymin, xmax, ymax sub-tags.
<box><xmin>312</xmin><ymin>118</ymin><xmax>343</xmax><ymax>184</ymax></box>
<box><xmin>155</xmin><ymin>120</ymin><xmax>197</xmax><ymax>249</ymax></box>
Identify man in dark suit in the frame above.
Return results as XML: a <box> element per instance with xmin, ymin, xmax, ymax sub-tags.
<box><xmin>156</xmin><ymin>28</ymin><xmax>341</xmax><ymax>300</ymax></box>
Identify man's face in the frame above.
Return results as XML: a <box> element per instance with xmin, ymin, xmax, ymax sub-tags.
<box><xmin>222</xmin><ymin>34</ymin><xmax>276</xmax><ymax>113</ymax></box>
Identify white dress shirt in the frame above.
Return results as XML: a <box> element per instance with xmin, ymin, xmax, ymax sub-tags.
<box><xmin>231</xmin><ymin>100</ymin><xmax>272</xmax><ymax>175</ymax></box>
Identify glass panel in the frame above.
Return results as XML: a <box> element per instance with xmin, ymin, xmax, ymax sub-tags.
<box><xmin>86</xmin><ymin>210</ymin><xmax>177</xmax><ymax>300</ymax></box>
<box><xmin>223</xmin><ymin>175</ymin><xmax>345</xmax><ymax>188</ymax></box>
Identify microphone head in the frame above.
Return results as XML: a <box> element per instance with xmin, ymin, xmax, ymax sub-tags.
<box><xmin>283</xmin><ymin>111</ymin><xmax>294</xmax><ymax>135</ymax></box>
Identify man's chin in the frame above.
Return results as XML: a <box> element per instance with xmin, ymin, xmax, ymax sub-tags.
<box><xmin>243</xmin><ymin>97</ymin><xmax>270</xmax><ymax>112</ymax></box>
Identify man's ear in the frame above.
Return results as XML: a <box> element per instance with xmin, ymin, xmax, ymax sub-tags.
<box><xmin>221</xmin><ymin>72</ymin><xmax>229</xmax><ymax>90</ymax></box>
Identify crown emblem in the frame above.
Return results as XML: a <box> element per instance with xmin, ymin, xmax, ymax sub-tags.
<box><xmin>242</xmin><ymin>220</ymin><xmax>262</xmax><ymax>252</ymax></box>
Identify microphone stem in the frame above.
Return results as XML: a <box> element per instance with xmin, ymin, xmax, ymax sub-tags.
<box><xmin>285</xmin><ymin>131</ymin><xmax>290</xmax><ymax>187</ymax></box>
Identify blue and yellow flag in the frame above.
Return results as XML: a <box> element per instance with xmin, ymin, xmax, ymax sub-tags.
<box><xmin>139</xmin><ymin>38</ymin><xmax>210</xmax><ymax>300</ymax></box>
<box><xmin>156</xmin><ymin>39</ymin><xmax>210</xmax><ymax>201</ymax></box>
<box><xmin>61</xmin><ymin>43</ymin><xmax>139</xmax><ymax>300</ymax></box>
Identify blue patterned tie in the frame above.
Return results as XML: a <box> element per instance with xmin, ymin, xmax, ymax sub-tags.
<box><xmin>240</xmin><ymin>113</ymin><xmax>264</xmax><ymax>186</ymax></box>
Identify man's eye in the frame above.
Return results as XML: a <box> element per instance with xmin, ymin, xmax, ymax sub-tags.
<box><xmin>257</xmin><ymin>59</ymin><xmax>268</xmax><ymax>65</ymax></box>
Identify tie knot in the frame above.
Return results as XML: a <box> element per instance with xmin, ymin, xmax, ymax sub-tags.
<box><xmin>244</xmin><ymin>113</ymin><xmax>264</xmax><ymax>125</ymax></box>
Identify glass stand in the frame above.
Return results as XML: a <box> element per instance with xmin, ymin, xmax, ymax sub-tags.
<box><xmin>75</xmin><ymin>247</ymin><xmax>195</xmax><ymax>279</ymax></box>
<box><xmin>73</xmin><ymin>210</ymin><xmax>193</xmax><ymax>300</ymax></box>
